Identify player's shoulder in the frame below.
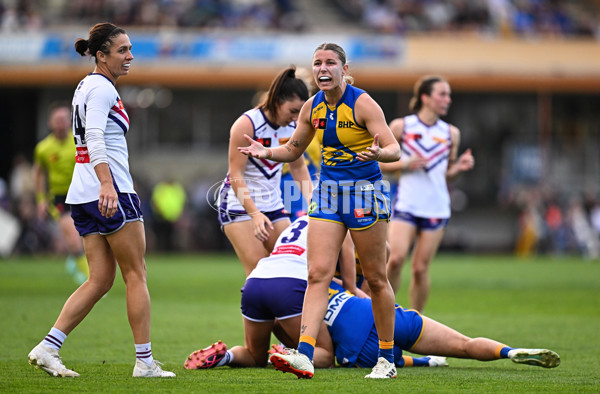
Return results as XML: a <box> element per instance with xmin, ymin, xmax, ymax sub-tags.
<box><xmin>389</xmin><ymin>117</ymin><xmax>406</xmax><ymax>130</ymax></box>
<box><xmin>80</xmin><ymin>74</ymin><xmax>117</xmax><ymax>97</ymax></box>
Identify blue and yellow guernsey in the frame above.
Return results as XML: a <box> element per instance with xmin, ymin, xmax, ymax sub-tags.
<box><xmin>310</xmin><ymin>84</ymin><xmax>382</xmax><ymax>184</ymax></box>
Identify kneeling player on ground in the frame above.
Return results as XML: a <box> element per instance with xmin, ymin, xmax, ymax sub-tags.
<box><xmin>184</xmin><ymin>216</ymin><xmax>333</xmax><ymax>373</ymax></box>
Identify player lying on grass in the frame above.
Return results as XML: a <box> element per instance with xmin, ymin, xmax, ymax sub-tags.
<box><xmin>185</xmin><ymin>216</ymin><xmax>560</xmax><ymax>376</ymax></box>
<box><xmin>310</xmin><ymin>280</ymin><xmax>559</xmax><ymax>372</ymax></box>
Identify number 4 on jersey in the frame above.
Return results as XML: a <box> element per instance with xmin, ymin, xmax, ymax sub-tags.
<box><xmin>72</xmin><ymin>105</ymin><xmax>85</xmax><ymax>145</ymax></box>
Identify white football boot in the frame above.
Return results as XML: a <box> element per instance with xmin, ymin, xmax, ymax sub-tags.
<box><xmin>365</xmin><ymin>357</ymin><xmax>397</xmax><ymax>379</ymax></box>
<box><xmin>132</xmin><ymin>359</ymin><xmax>176</xmax><ymax>377</ymax></box>
<box><xmin>269</xmin><ymin>349</ymin><xmax>314</xmax><ymax>379</ymax></box>
<box><xmin>28</xmin><ymin>343</ymin><xmax>80</xmax><ymax>377</ymax></box>
<box><xmin>427</xmin><ymin>356</ymin><xmax>449</xmax><ymax>367</ymax></box>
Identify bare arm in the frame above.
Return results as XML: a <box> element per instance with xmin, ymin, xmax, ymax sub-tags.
<box><xmin>354</xmin><ymin>94</ymin><xmax>400</xmax><ymax>163</ymax></box>
<box><xmin>238</xmin><ymin>98</ymin><xmax>316</xmax><ymax>162</ymax></box>
<box><xmin>288</xmin><ymin>154</ymin><xmax>314</xmax><ymax>206</ymax></box>
<box><xmin>93</xmin><ymin>162</ymin><xmax>118</xmax><ymax>218</ymax></box>
<box><xmin>446</xmin><ymin>125</ymin><xmax>474</xmax><ymax>181</ymax></box>
<box><xmin>378</xmin><ymin>117</ymin><xmax>428</xmax><ymax>173</ymax></box>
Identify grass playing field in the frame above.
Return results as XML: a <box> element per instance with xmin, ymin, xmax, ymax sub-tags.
<box><xmin>1</xmin><ymin>253</ymin><xmax>598</xmax><ymax>392</ymax></box>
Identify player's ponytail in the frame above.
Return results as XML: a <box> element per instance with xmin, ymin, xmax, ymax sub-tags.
<box><xmin>74</xmin><ymin>38</ymin><xmax>89</xmax><ymax>56</ymax></box>
<box><xmin>259</xmin><ymin>66</ymin><xmax>309</xmax><ymax>120</ymax></box>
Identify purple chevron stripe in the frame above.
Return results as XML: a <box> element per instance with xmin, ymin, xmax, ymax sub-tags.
<box><xmin>108</xmin><ymin>114</ymin><xmax>128</xmax><ymax>134</ymax></box>
<box><xmin>424</xmin><ymin>153</ymin><xmax>449</xmax><ymax>173</ymax></box>
<box><xmin>401</xmin><ymin>146</ymin><xmax>413</xmax><ymax>156</ymax></box>
<box><xmin>414</xmin><ymin>137</ymin><xmax>447</xmax><ymax>153</ymax></box>
<box><xmin>402</xmin><ymin>141</ymin><xmax>425</xmax><ymax>158</ymax></box>
<box><xmin>248</xmin><ymin>157</ymin><xmax>281</xmax><ymax>180</ymax></box>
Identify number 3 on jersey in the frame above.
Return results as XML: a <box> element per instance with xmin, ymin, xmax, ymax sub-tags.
<box><xmin>280</xmin><ymin>218</ymin><xmax>308</xmax><ymax>244</ymax></box>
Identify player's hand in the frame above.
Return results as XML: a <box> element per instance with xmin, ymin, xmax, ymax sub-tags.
<box><xmin>357</xmin><ymin>134</ymin><xmax>381</xmax><ymax>162</ymax></box>
<box><xmin>456</xmin><ymin>149</ymin><xmax>475</xmax><ymax>171</ymax></box>
<box><xmin>98</xmin><ymin>182</ymin><xmax>118</xmax><ymax>218</ymax></box>
<box><xmin>406</xmin><ymin>156</ymin><xmax>429</xmax><ymax>170</ymax></box>
<box><xmin>251</xmin><ymin>211</ymin><xmax>274</xmax><ymax>242</ymax></box>
<box><xmin>238</xmin><ymin>134</ymin><xmax>269</xmax><ymax>159</ymax></box>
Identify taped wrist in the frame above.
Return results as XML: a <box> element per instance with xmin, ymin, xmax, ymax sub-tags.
<box><xmin>85</xmin><ymin>128</ymin><xmax>108</xmax><ymax>168</ymax></box>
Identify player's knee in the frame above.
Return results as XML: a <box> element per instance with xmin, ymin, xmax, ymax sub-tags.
<box><xmin>307</xmin><ymin>264</ymin><xmax>332</xmax><ymax>284</ymax></box>
<box><xmin>120</xmin><ymin>266</ymin><xmax>148</xmax><ymax>286</ymax></box>
<box><xmin>388</xmin><ymin>251</ymin><xmax>408</xmax><ymax>270</ymax></box>
<box><xmin>89</xmin><ymin>275</ymin><xmax>115</xmax><ymax>295</ymax></box>
<box><xmin>411</xmin><ymin>261</ymin><xmax>430</xmax><ymax>278</ymax></box>
<box><xmin>412</xmin><ymin>271</ymin><xmax>425</xmax><ymax>284</ymax></box>
<box><xmin>363</xmin><ymin>271</ymin><xmax>388</xmax><ymax>293</ymax></box>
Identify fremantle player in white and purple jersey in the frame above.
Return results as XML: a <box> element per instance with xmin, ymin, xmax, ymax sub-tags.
<box><xmin>185</xmin><ymin>215</ymin><xmax>332</xmax><ymax>370</ymax></box>
<box><xmin>27</xmin><ymin>23</ymin><xmax>174</xmax><ymax>379</ymax></box>
<box><xmin>379</xmin><ymin>76</ymin><xmax>475</xmax><ymax>312</ymax></box>
<box><xmin>218</xmin><ymin>66</ymin><xmax>313</xmax><ymax>276</ymax></box>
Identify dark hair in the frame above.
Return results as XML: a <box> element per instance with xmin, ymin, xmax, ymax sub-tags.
<box><xmin>313</xmin><ymin>42</ymin><xmax>354</xmax><ymax>85</ymax></box>
<box><xmin>259</xmin><ymin>66</ymin><xmax>309</xmax><ymax>119</ymax></box>
<box><xmin>409</xmin><ymin>75</ymin><xmax>446</xmax><ymax>113</ymax></box>
<box><xmin>74</xmin><ymin>23</ymin><xmax>126</xmax><ymax>63</ymax></box>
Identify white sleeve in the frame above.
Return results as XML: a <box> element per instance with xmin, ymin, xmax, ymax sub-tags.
<box><xmin>86</xmin><ymin>128</ymin><xmax>107</xmax><ymax>168</ymax></box>
<box><xmin>85</xmin><ymin>85</ymin><xmax>111</xmax><ymax>131</ymax></box>
<box><xmin>84</xmin><ymin>85</ymin><xmax>113</xmax><ymax>168</ymax></box>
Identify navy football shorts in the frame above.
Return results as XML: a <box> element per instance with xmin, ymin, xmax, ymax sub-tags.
<box><xmin>70</xmin><ymin>192</ymin><xmax>143</xmax><ymax>236</ymax></box>
<box><xmin>391</xmin><ymin>209</ymin><xmax>449</xmax><ymax>231</ymax></box>
<box><xmin>241</xmin><ymin>277</ymin><xmax>307</xmax><ymax>322</ymax></box>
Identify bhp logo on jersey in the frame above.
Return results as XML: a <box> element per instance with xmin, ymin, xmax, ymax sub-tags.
<box><xmin>338</xmin><ymin>120</ymin><xmax>354</xmax><ymax>128</ymax></box>
<box><xmin>313</xmin><ymin>118</ymin><xmax>327</xmax><ymax>129</ymax></box>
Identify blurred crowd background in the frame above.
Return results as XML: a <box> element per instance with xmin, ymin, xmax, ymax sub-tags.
<box><xmin>2</xmin><ymin>0</ymin><xmax>600</xmax><ymax>38</ymax></box>
<box><xmin>1</xmin><ymin>0</ymin><xmax>599</xmax><ymax>259</ymax></box>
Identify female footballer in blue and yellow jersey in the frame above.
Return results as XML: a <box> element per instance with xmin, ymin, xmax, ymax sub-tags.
<box><xmin>308</xmin><ymin>83</ymin><xmax>392</xmax><ymax>230</ymax></box>
<box><xmin>239</xmin><ymin>42</ymin><xmax>400</xmax><ymax>379</ymax></box>
<box><xmin>325</xmin><ymin>281</ymin><xmax>560</xmax><ymax>370</ymax></box>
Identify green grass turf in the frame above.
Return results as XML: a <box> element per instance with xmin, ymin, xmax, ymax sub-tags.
<box><xmin>0</xmin><ymin>253</ymin><xmax>599</xmax><ymax>392</ymax></box>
